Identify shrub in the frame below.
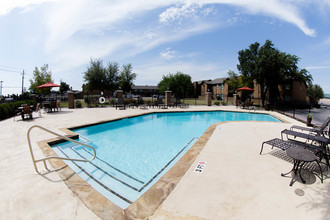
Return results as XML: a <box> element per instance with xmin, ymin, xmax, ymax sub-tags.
<box><xmin>83</xmin><ymin>95</ymin><xmax>99</xmax><ymax>107</ymax></box>
<box><xmin>221</xmin><ymin>101</ymin><xmax>227</xmax><ymax>105</ymax></box>
<box><xmin>108</xmin><ymin>97</ymin><xmax>116</xmax><ymax>105</ymax></box>
<box><xmin>0</xmin><ymin>100</ymin><xmax>37</xmax><ymax>120</ymax></box>
<box><xmin>214</xmin><ymin>101</ymin><xmax>220</xmax><ymax>106</ymax></box>
<box><xmin>75</xmin><ymin>100</ymin><xmax>82</xmax><ymax>108</ymax></box>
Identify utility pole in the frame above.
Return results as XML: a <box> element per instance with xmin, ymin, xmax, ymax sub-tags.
<box><xmin>21</xmin><ymin>70</ymin><xmax>25</xmax><ymax>95</ymax></box>
<box><xmin>0</xmin><ymin>81</ymin><xmax>3</xmax><ymax>97</ymax></box>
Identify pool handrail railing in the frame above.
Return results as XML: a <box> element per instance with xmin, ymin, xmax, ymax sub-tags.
<box><xmin>27</xmin><ymin>125</ymin><xmax>96</xmax><ymax>173</ymax></box>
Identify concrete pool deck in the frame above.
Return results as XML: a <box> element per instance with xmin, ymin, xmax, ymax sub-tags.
<box><xmin>0</xmin><ymin>106</ymin><xmax>329</xmax><ymax>219</ymax></box>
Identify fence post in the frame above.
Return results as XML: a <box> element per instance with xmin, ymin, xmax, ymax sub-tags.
<box><xmin>293</xmin><ymin>100</ymin><xmax>295</xmax><ymax>118</ymax></box>
<box><xmin>68</xmin><ymin>92</ymin><xmax>75</xmax><ymax>109</ymax></box>
<box><xmin>206</xmin><ymin>91</ymin><xmax>211</xmax><ymax>106</ymax></box>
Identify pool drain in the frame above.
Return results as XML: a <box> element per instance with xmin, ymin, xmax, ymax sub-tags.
<box><xmin>294</xmin><ymin>188</ymin><xmax>305</xmax><ymax>196</ymax></box>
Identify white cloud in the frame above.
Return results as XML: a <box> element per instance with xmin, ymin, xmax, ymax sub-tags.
<box><xmin>159</xmin><ymin>3</ymin><xmax>200</xmax><ymax>24</ymax></box>
<box><xmin>158</xmin><ymin>0</ymin><xmax>317</xmax><ymax>36</ymax></box>
<box><xmin>0</xmin><ymin>0</ymin><xmax>55</xmax><ymax>16</ymax></box>
<box><xmin>160</xmin><ymin>49</ymin><xmax>179</xmax><ymax>60</ymax></box>
<box><xmin>201</xmin><ymin>0</ymin><xmax>316</xmax><ymax>36</ymax></box>
<box><xmin>306</xmin><ymin>65</ymin><xmax>330</xmax><ymax>70</ymax></box>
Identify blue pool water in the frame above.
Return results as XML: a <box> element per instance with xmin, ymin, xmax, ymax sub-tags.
<box><xmin>52</xmin><ymin>111</ymin><xmax>280</xmax><ymax>208</ymax></box>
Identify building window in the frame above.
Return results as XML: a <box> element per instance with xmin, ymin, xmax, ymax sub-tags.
<box><xmin>285</xmin><ymin>96</ymin><xmax>290</xmax><ymax>102</ymax></box>
<box><xmin>217</xmin><ymin>85</ymin><xmax>219</xmax><ymax>90</ymax></box>
<box><xmin>221</xmin><ymin>84</ymin><xmax>224</xmax><ymax>90</ymax></box>
<box><xmin>285</xmin><ymin>84</ymin><xmax>290</xmax><ymax>90</ymax></box>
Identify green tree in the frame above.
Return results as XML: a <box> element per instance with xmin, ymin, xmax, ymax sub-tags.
<box><xmin>158</xmin><ymin>72</ymin><xmax>194</xmax><ymax>98</ymax></box>
<box><xmin>59</xmin><ymin>80</ymin><xmax>70</xmax><ymax>95</ymax></box>
<box><xmin>29</xmin><ymin>64</ymin><xmax>53</xmax><ymax>95</ymax></box>
<box><xmin>307</xmin><ymin>83</ymin><xmax>324</xmax><ymax>106</ymax></box>
<box><xmin>225</xmin><ymin>70</ymin><xmax>244</xmax><ymax>94</ymax></box>
<box><xmin>83</xmin><ymin>58</ymin><xmax>107</xmax><ymax>92</ymax></box>
<box><xmin>106</xmin><ymin>61</ymin><xmax>120</xmax><ymax>91</ymax></box>
<box><xmin>237</xmin><ymin>40</ymin><xmax>312</xmax><ymax>107</ymax></box>
<box><xmin>119</xmin><ymin>64</ymin><xmax>136</xmax><ymax>94</ymax></box>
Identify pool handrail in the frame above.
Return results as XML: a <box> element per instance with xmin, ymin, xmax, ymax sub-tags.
<box><xmin>27</xmin><ymin>125</ymin><xmax>96</xmax><ymax>173</ymax></box>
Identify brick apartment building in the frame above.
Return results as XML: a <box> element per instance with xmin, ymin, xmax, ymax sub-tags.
<box><xmin>194</xmin><ymin>77</ymin><xmax>308</xmax><ymax>105</ymax></box>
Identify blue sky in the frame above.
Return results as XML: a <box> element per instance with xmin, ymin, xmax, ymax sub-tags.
<box><xmin>1</xmin><ymin>0</ymin><xmax>330</xmax><ymax>96</ymax></box>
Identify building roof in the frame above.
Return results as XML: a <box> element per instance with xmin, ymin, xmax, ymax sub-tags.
<box><xmin>194</xmin><ymin>77</ymin><xmax>229</xmax><ymax>85</ymax></box>
<box><xmin>195</xmin><ymin>79</ymin><xmax>211</xmax><ymax>85</ymax></box>
<box><xmin>209</xmin><ymin>77</ymin><xmax>228</xmax><ymax>84</ymax></box>
<box><xmin>132</xmin><ymin>85</ymin><xmax>158</xmax><ymax>90</ymax></box>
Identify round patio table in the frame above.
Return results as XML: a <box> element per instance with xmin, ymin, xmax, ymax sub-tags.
<box><xmin>281</xmin><ymin>147</ymin><xmax>323</xmax><ymax>186</ymax></box>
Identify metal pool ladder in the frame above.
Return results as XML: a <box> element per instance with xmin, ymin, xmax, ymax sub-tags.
<box><xmin>27</xmin><ymin>125</ymin><xmax>96</xmax><ymax>173</ymax></box>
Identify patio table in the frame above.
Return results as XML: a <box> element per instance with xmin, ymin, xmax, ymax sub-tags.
<box><xmin>281</xmin><ymin>147</ymin><xmax>323</xmax><ymax>186</ymax></box>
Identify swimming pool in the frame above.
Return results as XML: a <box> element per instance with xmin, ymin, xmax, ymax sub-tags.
<box><xmin>52</xmin><ymin>111</ymin><xmax>281</xmax><ymax>209</ymax></box>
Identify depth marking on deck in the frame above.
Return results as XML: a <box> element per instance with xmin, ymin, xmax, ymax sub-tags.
<box><xmin>194</xmin><ymin>161</ymin><xmax>206</xmax><ymax>173</ymax></box>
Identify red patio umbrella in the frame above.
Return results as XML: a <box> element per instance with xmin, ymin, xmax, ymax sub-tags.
<box><xmin>38</xmin><ymin>82</ymin><xmax>61</xmax><ymax>100</ymax></box>
<box><xmin>236</xmin><ymin>87</ymin><xmax>254</xmax><ymax>92</ymax></box>
<box><xmin>37</xmin><ymin>82</ymin><xmax>61</xmax><ymax>89</ymax></box>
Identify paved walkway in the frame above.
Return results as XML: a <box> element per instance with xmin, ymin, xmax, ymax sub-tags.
<box><xmin>0</xmin><ymin>106</ymin><xmax>329</xmax><ymax>219</ymax></box>
<box><xmin>280</xmin><ymin>98</ymin><xmax>330</xmax><ymax>125</ymax></box>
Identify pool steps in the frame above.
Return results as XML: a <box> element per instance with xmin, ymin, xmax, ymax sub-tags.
<box><xmin>52</xmin><ymin>137</ymin><xmax>198</xmax><ymax>209</ymax></box>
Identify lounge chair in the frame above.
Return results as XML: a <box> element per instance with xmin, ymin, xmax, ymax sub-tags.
<box><xmin>139</xmin><ymin>104</ymin><xmax>148</xmax><ymax>110</ymax></box>
<box><xmin>157</xmin><ymin>97</ymin><xmax>167</xmax><ymax>109</ymax></box>
<box><xmin>260</xmin><ymin>138</ymin><xmax>323</xmax><ymax>156</ymax></box>
<box><xmin>290</xmin><ymin>117</ymin><xmax>330</xmax><ymax>137</ymax></box>
<box><xmin>175</xmin><ymin>98</ymin><xmax>189</xmax><ymax>108</ymax></box>
<box><xmin>116</xmin><ymin>98</ymin><xmax>125</xmax><ymax>110</ymax></box>
<box><xmin>242</xmin><ymin>101</ymin><xmax>254</xmax><ymax>110</ymax></box>
<box><xmin>50</xmin><ymin>101</ymin><xmax>58</xmax><ymax>112</ymax></box>
<box><xmin>21</xmin><ymin>105</ymin><xmax>33</xmax><ymax>120</ymax></box>
<box><xmin>281</xmin><ymin>129</ymin><xmax>330</xmax><ymax>146</ymax></box>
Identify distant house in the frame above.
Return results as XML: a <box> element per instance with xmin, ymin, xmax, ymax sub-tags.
<box><xmin>131</xmin><ymin>85</ymin><xmax>158</xmax><ymax>97</ymax></box>
<box><xmin>193</xmin><ymin>77</ymin><xmax>230</xmax><ymax>100</ymax></box>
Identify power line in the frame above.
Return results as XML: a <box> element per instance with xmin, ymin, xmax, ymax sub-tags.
<box><xmin>0</xmin><ymin>64</ymin><xmax>22</xmax><ymax>71</ymax></box>
<box><xmin>0</xmin><ymin>68</ymin><xmax>20</xmax><ymax>73</ymax></box>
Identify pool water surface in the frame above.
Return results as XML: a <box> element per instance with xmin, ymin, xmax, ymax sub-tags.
<box><xmin>52</xmin><ymin>111</ymin><xmax>281</xmax><ymax>208</ymax></box>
